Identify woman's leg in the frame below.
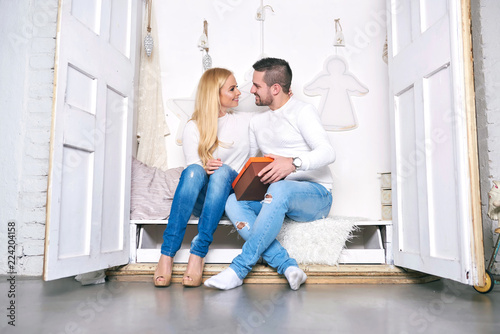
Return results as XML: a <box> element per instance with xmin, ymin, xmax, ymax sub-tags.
<box><xmin>160</xmin><ymin>164</ymin><xmax>208</xmax><ymax>257</ymax></box>
<box><xmin>189</xmin><ymin>164</ymin><xmax>238</xmax><ymax>257</ymax></box>
<box><xmin>154</xmin><ymin>254</ymin><xmax>174</xmax><ymax>287</ymax></box>
<box><xmin>183</xmin><ymin>164</ymin><xmax>237</xmax><ymax>286</ymax></box>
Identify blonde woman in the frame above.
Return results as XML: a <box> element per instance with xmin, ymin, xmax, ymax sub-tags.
<box><xmin>154</xmin><ymin>68</ymin><xmax>251</xmax><ymax>287</ymax></box>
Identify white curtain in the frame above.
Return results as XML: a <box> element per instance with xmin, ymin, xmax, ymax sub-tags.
<box><xmin>136</xmin><ymin>0</ymin><xmax>170</xmax><ymax>170</ymax></box>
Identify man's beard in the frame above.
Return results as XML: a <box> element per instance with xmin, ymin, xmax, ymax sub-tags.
<box><xmin>254</xmin><ymin>94</ymin><xmax>273</xmax><ymax>106</ymax></box>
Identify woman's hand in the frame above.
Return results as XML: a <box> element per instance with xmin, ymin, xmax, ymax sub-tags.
<box><xmin>205</xmin><ymin>158</ymin><xmax>223</xmax><ymax>175</ymax></box>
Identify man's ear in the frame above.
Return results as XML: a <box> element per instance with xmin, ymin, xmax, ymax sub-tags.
<box><xmin>271</xmin><ymin>83</ymin><xmax>282</xmax><ymax>96</ymax></box>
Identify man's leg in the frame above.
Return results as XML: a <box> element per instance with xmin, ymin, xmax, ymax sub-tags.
<box><xmin>205</xmin><ymin>181</ymin><xmax>332</xmax><ymax>290</ymax></box>
<box><xmin>203</xmin><ymin>194</ymin><xmax>261</xmax><ymax>290</ymax></box>
<box><xmin>224</xmin><ymin>194</ymin><xmax>297</xmax><ymax>275</ymax></box>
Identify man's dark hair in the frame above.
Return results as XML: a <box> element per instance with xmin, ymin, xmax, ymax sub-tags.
<box><xmin>253</xmin><ymin>57</ymin><xmax>292</xmax><ymax>94</ymax></box>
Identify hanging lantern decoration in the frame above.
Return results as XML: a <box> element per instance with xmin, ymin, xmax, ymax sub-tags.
<box><xmin>198</xmin><ymin>20</ymin><xmax>212</xmax><ymax>71</ymax></box>
<box><xmin>144</xmin><ymin>0</ymin><xmax>154</xmax><ymax>56</ymax></box>
<box><xmin>334</xmin><ymin>18</ymin><xmax>345</xmax><ymax>47</ymax></box>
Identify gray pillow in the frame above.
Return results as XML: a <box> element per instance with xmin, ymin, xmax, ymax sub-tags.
<box><xmin>130</xmin><ymin>157</ymin><xmax>184</xmax><ymax>220</ymax></box>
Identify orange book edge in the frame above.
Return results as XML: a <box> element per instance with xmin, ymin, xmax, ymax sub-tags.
<box><xmin>232</xmin><ymin>157</ymin><xmax>274</xmax><ymax>188</ymax></box>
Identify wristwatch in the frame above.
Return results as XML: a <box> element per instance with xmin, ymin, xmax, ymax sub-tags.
<box><xmin>292</xmin><ymin>157</ymin><xmax>302</xmax><ymax>171</ymax></box>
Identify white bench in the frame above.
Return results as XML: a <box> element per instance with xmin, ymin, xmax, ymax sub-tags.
<box><xmin>130</xmin><ymin>219</ymin><xmax>392</xmax><ymax>265</ymax></box>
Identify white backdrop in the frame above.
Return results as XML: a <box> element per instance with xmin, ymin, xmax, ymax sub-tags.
<box><xmin>154</xmin><ymin>0</ymin><xmax>390</xmax><ymax>219</ymax></box>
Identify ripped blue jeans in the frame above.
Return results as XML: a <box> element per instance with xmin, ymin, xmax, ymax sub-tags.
<box><xmin>224</xmin><ymin>180</ymin><xmax>332</xmax><ymax>279</ymax></box>
<box><xmin>161</xmin><ymin>163</ymin><xmax>237</xmax><ymax>258</ymax></box>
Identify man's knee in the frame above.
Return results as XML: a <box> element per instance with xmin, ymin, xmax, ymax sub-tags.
<box><xmin>262</xmin><ymin>193</ymin><xmax>273</xmax><ymax>204</ymax></box>
<box><xmin>267</xmin><ymin>181</ymin><xmax>287</xmax><ymax>195</ymax></box>
<box><xmin>264</xmin><ymin>182</ymin><xmax>288</xmax><ymax>205</ymax></box>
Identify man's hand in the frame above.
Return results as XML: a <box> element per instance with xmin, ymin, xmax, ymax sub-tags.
<box><xmin>205</xmin><ymin>158</ymin><xmax>223</xmax><ymax>175</ymax></box>
<box><xmin>258</xmin><ymin>154</ymin><xmax>295</xmax><ymax>184</ymax></box>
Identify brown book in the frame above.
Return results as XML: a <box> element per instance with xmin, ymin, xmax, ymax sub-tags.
<box><xmin>232</xmin><ymin>157</ymin><xmax>273</xmax><ymax>201</ymax></box>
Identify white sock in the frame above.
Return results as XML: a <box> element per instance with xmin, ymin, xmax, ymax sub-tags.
<box><xmin>204</xmin><ymin>268</ymin><xmax>243</xmax><ymax>290</ymax></box>
<box><xmin>285</xmin><ymin>266</ymin><xmax>307</xmax><ymax>290</ymax></box>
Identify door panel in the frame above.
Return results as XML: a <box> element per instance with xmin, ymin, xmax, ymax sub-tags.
<box><xmin>44</xmin><ymin>0</ymin><xmax>140</xmax><ymax>280</ymax></box>
<box><xmin>388</xmin><ymin>0</ymin><xmax>484</xmax><ymax>285</ymax></box>
<box><xmin>424</xmin><ymin>66</ymin><xmax>460</xmax><ymax>260</ymax></box>
<box><xmin>58</xmin><ymin>146</ymin><xmax>93</xmax><ymax>259</ymax></box>
<box><xmin>420</xmin><ymin>0</ymin><xmax>447</xmax><ymax>32</ymax></box>
<box><xmin>110</xmin><ymin>0</ymin><xmax>132</xmax><ymax>58</ymax></box>
<box><xmin>71</xmin><ymin>0</ymin><xmax>101</xmax><ymax>34</ymax></box>
<box><xmin>392</xmin><ymin>0</ymin><xmax>413</xmax><ymax>55</ymax></box>
<box><xmin>394</xmin><ymin>86</ymin><xmax>421</xmax><ymax>255</ymax></box>
<box><xmin>101</xmin><ymin>88</ymin><xmax>129</xmax><ymax>253</ymax></box>
<box><xmin>66</xmin><ymin>65</ymin><xmax>97</xmax><ymax>114</ymax></box>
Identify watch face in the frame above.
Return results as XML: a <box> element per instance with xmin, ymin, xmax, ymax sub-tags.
<box><xmin>293</xmin><ymin>158</ymin><xmax>302</xmax><ymax>168</ymax></box>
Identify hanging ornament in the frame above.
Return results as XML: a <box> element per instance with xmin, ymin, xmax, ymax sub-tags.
<box><xmin>202</xmin><ymin>52</ymin><xmax>212</xmax><ymax>71</ymax></box>
<box><xmin>198</xmin><ymin>32</ymin><xmax>208</xmax><ymax>51</ymax></box>
<box><xmin>144</xmin><ymin>0</ymin><xmax>154</xmax><ymax>56</ymax></box>
<box><xmin>144</xmin><ymin>31</ymin><xmax>154</xmax><ymax>57</ymax></box>
<box><xmin>255</xmin><ymin>4</ymin><xmax>274</xmax><ymax>21</ymax></box>
<box><xmin>334</xmin><ymin>18</ymin><xmax>345</xmax><ymax>47</ymax></box>
<box><xmin>304</xmin><ymin>55</ymin><xmax>368</xmax><ymax>131</ymax></box>
<box><xmin>382</xmin><ymin>36</ymin><xmax>388</xmax><ymax>64</ymax></box>
<box><xmin>198</xmin><ymin>20</ymin><xmax>212</xmax><ymax>71</ymax></box>
<box><xmin>255</xmin><ymin>1</ymin><xmax>274</xmax><ymax>58</ymax></box>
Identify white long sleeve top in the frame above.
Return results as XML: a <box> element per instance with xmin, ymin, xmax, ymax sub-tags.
<box><xmin>182</xmin><ymin>112</ymin><xmax>252</xmax><ymax>173</ymax></box>
<box><xmin>249</xmin><ymin>97</ymin><xmax>336</xmax><ymax>189</ymax></box>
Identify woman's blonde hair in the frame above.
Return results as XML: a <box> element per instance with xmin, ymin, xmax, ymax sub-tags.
<box><xmin>191</xmin><ymin>68</ymin><xmax>232</xmax><ymax>167</ymax></box>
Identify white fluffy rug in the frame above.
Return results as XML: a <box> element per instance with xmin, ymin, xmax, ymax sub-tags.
<box><xmin>276</xmin><ymin>216</ymin><xmax>360</xmax><ymax>266</ymax></box>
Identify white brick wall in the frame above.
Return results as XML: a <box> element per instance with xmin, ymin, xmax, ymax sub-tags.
<box><xmin>472</xmin><ymin>0</ymin><xmax>500</xmax><ymax>272</ymax></box>
<box><xmin>0</xmin><ymin>0</ymin><xmax>58</xmax><ymax>276</ymax></box>
<box><xmin>19</xmin><ymin>0</ymin><xmax>58</xmax><ymax>275</ymax></box>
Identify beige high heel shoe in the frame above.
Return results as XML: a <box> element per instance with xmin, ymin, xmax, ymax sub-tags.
<box><xmin>182</xmin><ymin>254</ymin><xmax>205</xmax><ymax>287</ymax></box>
<box><xmin>154</xmin><ymin>255</ymin><xmax>173</xmax><ymax>287</ymax></box>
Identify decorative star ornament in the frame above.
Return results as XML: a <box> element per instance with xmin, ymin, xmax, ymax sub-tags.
<box><xmin>166</xmin><ymin>90</ymin><xmax>196</xmax><ymax>145</ymax></box>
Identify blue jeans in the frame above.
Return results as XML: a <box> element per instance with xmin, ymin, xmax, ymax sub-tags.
<box><xmin>161</xmin><ymin>164</ymin><xmax>238</xmax><ymax>258</ymax></box>
<box><xmin>225</xmin><ymin>180</ymin><xmax>332</xmax><ymax>279</ymax></box>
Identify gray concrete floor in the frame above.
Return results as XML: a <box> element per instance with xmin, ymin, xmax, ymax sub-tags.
<box><xmin>1</xmin><ymin>276</ymin><xmax>500</xmax><ymax>334</ymax></box>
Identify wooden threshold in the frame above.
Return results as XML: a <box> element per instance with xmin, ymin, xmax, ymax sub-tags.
<box><xmin>106</xmin><ymin>264</ymin><xmax>439</xmax><ymax>284</ymax></box>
